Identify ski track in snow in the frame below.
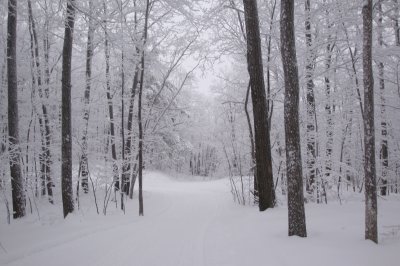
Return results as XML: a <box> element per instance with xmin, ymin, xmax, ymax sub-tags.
<box><xmin>0</xmin><ymin>171</ymin><xmax>399</xmax><ymax>266</ymax></box>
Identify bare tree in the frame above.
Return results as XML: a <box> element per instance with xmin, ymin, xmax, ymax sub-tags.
<box><xmin>280</xmin><ymin>0</ymin><xmax>307</xmax><ymax>237</ymax></box>
<box><xmin>103</xmin><ymin>2</ymin><xmax>119</xmax><ymax>191</ymax></box>
<box><xmin>80</xmin><ymin>0</ymin><xmax>95</xmax><ymax>194</ymax></box>
<box><xmin>304</xmin><ymin>0</ymin><xmax>317</xmax><ymax>195</ymax></box>
<box><xmin>61</xmin><ymin>0</ymin><xmax>76</xmax><ymax>218</ymax></box>
<box><xmin>242</xmin><ymin>0</ymin><xmax>275</xmax><ymax>211</ymax></box>
<box><xmin>138</xmin><ymin>0</ymin><xmax>151</xmax><ymax>216</ymax></box>
<box><xmin>362</xmin><ymin>0</ymin><xmax>378</xmax><ymax>244</ymax></box>
<box><xmin>7</xmin><ymin>0</ymin><xmax>25</xmax><ymax>219</ymax></box>
<box><xmin>27</xmin><ymin>0</ymin><xmax>53</xmax><ymax>203</ymax></box>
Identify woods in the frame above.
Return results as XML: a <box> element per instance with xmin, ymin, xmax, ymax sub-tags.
<box><xmin>1</xmin><ymin>0</ymin><xmax>399</xmax><ymax>247</ymax></box>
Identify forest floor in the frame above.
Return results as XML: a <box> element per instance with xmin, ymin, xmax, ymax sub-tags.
<box><xmin>1</xmin><ymin>171</ymin><xmax>400</xmax><ymax>266</ymax></box>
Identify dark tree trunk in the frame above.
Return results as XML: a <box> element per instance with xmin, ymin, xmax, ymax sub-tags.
<box><xmin>280</xmin><ymin>0</ymin><xmax>307</xmax><ymax>237</ymax></box>
<box><xmin>304</xmin><ymin>0</ymin><xmax>317</xmax><ymax>195</ymax></box>
<box><xmin>244</xmin><ymin>82</ymin><xmax>257</xmax><ymax>200</ymax></box>
<box><xmin>242</xmin><ymin>0</ymin><xmax>275</xmax><ymax>211</ymax></box>
<box><xmin>121</xmin><ymin>49</ymin><xmax>125</xmax><ymax>207</ymax></box>
<box><xmin>61</xmin><ymin>0</ymin><xmax>76</xmax><ymax>218</ymax></box>
<box><xmin>80</xmin><ymin>0</ymin><xmax>94</xmax><ymax>194</ymax></box>
<box><xmin>123</xmin><ymin>3</ymin><xmax>139</xmax><ymax>193</ymax></box>
<box><xmin>123</xmin><ymin>64</ymin><xmax>139</xmax><ymax>194</ymax></box>
<box><xmin>103</xmin><ymin>3</ymin><xmax>119</xmax><ymax>189</ymax></box>
<box><xmin>7</xmin><ymin>0</ymin><xmax>25</xmax><ymax>219</ymax></box>
<box><xmin>363</xmin><ymin>0</ymin><xmax>378</xmax><ymax>244</ymax></box>
<box><xmin>138</xmin><ymin>0</ymin><xmax>150</xmax><ymax>216</ymax></box>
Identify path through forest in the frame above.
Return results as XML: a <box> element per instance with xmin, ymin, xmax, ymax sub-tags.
<box><xmin>1</xmin><ymin>172</ymin><xmax>400</xmax><ymax>266</ymax></box>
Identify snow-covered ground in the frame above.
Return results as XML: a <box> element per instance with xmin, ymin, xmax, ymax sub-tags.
<box><xmin>1</xmin><ymin>171</ymin><xmax>399</xmax><ymax>266</ymax></box>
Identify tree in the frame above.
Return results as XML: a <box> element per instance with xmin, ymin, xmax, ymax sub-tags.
<box><xmin>280</xmin><ymin>0</ymin><xmax>307</xmax><ymax>237</ymax></box>
<box><xmin>138</xmin><ymin>0</ymin><xmax>151</xmax><ymax>216</ymax></box>
<box><xmin>7</xmin><ymin>0</ymin><xmax>25</xmax><ymax>219</ymax></box>
<box><xmin>80</xmin><ymin>0</ymin><xmax>95</xmax><ymax>194</ymax></box>
<box><xmin>61</xmin><ymin>0</ymin><xmax>76</xmax><ymax>218</ymax></box>
<box><xmin>27</xmin><ymin>0</ymin><xmax>54</xmax><ymax>203</ymax></box>
<box><xmin>377</xmin><ymin>0</ymin><xmax>388</xmax><ymax>196</ymax></box>
<box><xmin>304</xmin><ymin>0</ymin><xmax>317</xmax><ymax>195</ymax></box>
<box><xmin>103</xmin><ymin>2</ymin><xmax>119</xmax><ymax>191</ymax></box>
<box><xmin>242</xmin><ymin>0</ymin><xmax>275</xmax><ymax>211</ymax></box>
<box><xmin>362</xmin><ymin>0</ymin><xmax>378</xmax><ymax>244</ymax></box>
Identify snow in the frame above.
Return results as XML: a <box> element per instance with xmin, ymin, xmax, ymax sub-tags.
<box><xmin>1</xmin><ymin>171</ymin><xmax>400</xmax><ymax>266</ymax></box>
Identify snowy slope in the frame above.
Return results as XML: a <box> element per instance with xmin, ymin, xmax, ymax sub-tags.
<box><xmin>1</xmin><ymin>171</ymin><xmax>399</xmax><ymax>266</ymax></box>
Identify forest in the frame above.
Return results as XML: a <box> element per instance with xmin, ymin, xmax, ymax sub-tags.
<box><xmin>1</xmin><ymin>0</ymin><xmax>400</xmax><ymax>265</ymax></box>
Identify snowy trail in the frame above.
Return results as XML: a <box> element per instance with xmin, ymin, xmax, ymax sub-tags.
<box><xmin>1</xmin><ymin>173</ymin><xmax>232</xmax><ymax>266</ymax></box>
<box><xmin>1</xmin><ymin>171</ymin><xmax>400</xmax><ymax>266</ymax></box>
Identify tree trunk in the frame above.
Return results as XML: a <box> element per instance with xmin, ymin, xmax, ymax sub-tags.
<box><xmin>266</xmin><ymin>0</ymin><xmax>276</xmax><ymax>129</ymax></box>
<box><xmin>7</xmin><ymin>0</ymin><xmax>25</xmax><ymax>219</ymax></box>
<box><xmin>138</xmin><ymin>0</ymin><xmax>151</xmax><ymax>216</ymax></box>
<box><xmin>304</xmin><ymin>0</ymin><xmax>317</xmax><ymax>195</ymax></box>
<box><xmin>280</xmin><ymin>0</ymin><xmax>307</xmax><ymax>237</ymax></box>
<box><xmin>103</xmin><ymin>2</ymin><xmax>119</xmax><ymax>190</ymax></box>
<box><xmin>242</xmin><ymin>0</ymin><xmax>275</xmax><ymax>211</ymax></box>
<box><xmin>61</xmin><ymin>0</ymin><xmax>76</xmax><ymax>218</ymax></box>
<box><xmin>80</xmin><ymin>0</ymin><xmax>94</xmax><ymax>194</ymax></box>
<box><xmin>27</xmin><ymin>0</ymin><xmax>53</xmax><ymax>203</ymax></box>
<box><xmin>363</xmin><ymin>0</ymin><xmax>378</xmax><ymax>244</ymax></box>
<box><xmin>121</xmin><ymin>46</ymin><xmax>125</xmax><ymax>208</ymax></box>
<box><xmin>324</xmin><ymin>14</ymin><xmax>334</xmax><ymax>184</ymax></box>
<box><xmin>123</xmin><ymin>2</ymin><xmax>139</xmax><ymax>193</ymax></box>
<box><xmin>377</xmin><ymin>1</ymin><xmax>388</xmax><ymax>196</ymax></box>
<box><xmin>123</xmin><ymin>64</ymin><xmax>139</xmax><ymax>194</ymax></box>
<box><xmin>244</xmin><ymin>82</ymin><xmax>257</xmax><ymax>201</ymax></box>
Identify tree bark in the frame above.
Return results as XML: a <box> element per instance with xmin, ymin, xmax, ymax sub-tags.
<box><xmin>7</xmin><ymin>0</ymin><xmax>25</xmax><ymax>219</ymax></box>
<box><xmin>244</xmin><ymin>82</ymin><xmax>257</xmax><ymax>200</ymax></box>
<box><xmin>280</xmin><ymin>0</ymin><xmax>307</xmax><ymax>237</ymax></box>
<box><xmin>123</xmin><ymin>2</ymin><xmax>139</xmax><ymax>194</ymax></box>
<box><xmin>103</xmin><ymin>2</ymin><xmax>119</xmax><ymax>190</ymax></box>
<box><xmin>80</xmin><ymin>0</ymin><xmax>94</xmax><ymax>194</ymax></box>
<box><xmin>61</xmin><ymin>0</ymin><xmax>76</xmax><ymax>218</ymax></box>
<box><xmin>304</xmin><ymin>0</ymin><xmax>317</xmax><ymax>195</ymax></box>
<box><xmin>138</xmin><ymin>0</ymin><xmax>151</xmax><ymax>216</ymax></box>
<box><xmin>242</xmin><ymin>0</ymin><xmax>275</xmax><ymax>211</ymax></box>
<box><xmin>363</xmin><ymin>0</ymin><xmax>378</xmax><ymax>244</ymax></box>
<box><xmin>324</xmin><ymin>9</ymin><xmax>334</xmax><ymax>184</ymax></box>
<box><xmin>123</xmin><ymin>64</ymin><xmax>139</xmax><ymax>193</ymax></box>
